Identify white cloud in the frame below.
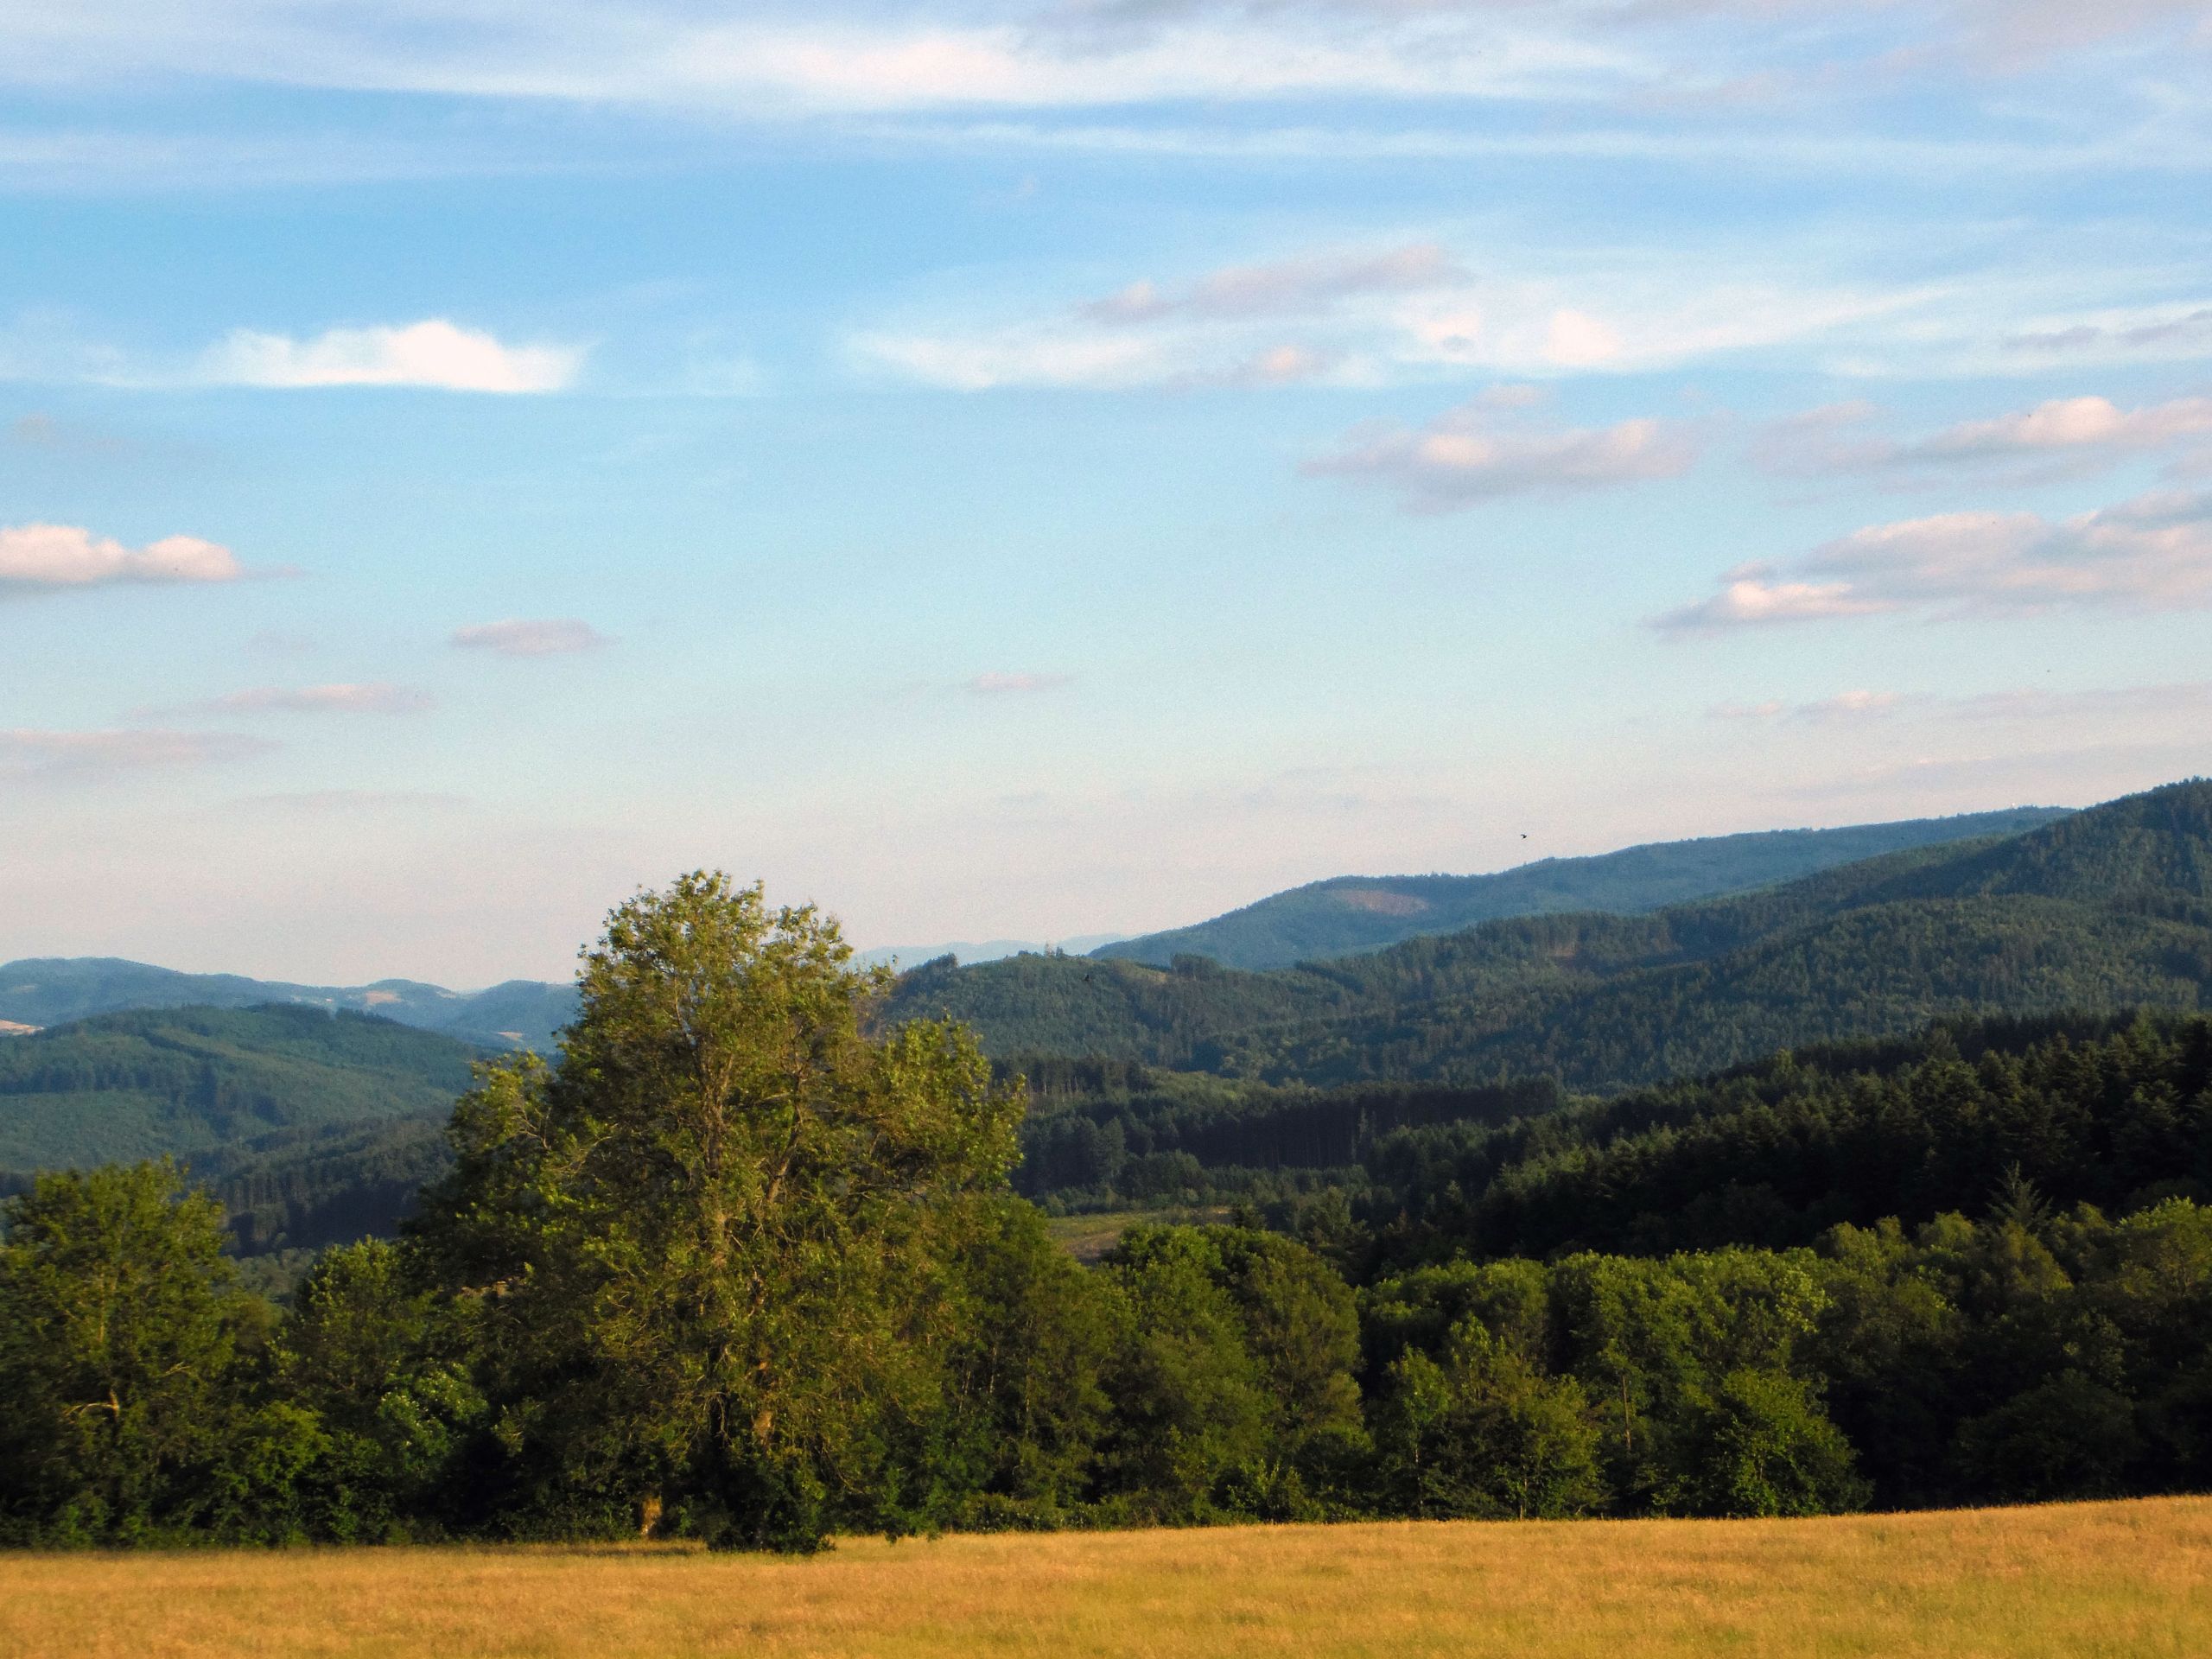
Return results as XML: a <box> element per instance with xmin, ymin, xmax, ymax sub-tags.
<box><xmin>1656</xmin><ymin>567</ymin><xmax>1890</xmax><ymax>632</ymax></box>
<box><xmin>450</xmin><ymin>617</ymin><xmax>611</xmax><ymax>657</ymax></box>
<box><xmin>199</xmin><ymin>319</ymin><xmax>581</xmax><ymax>393</ymax></box>
<box><xmin>0</xmin><ymin>728</ymin><xmax>274</xmax><ymax>779</ymax></box>
<box><xmin>168</xmin><ymin>683</ymin><xmax>434</xmax><ymax>716</ymax></box>
<box><xmin>1304</xmin><ymin>402</ymin><xmax>1696</xmax><ymax>509</ymax></box>
<box><xmin>967</xmin><ymin>671</ymin><xmax>1073</xmax><ymax>696</ymax></box>
<box><xmin>1656</xmin><ymin>487</ymin><xmax>2212</xmax><ymax>632</ymax></box>
<box><xmin>0</xmin><ymin>522</ymin><xmax>247</xmax><ymax>588</ymax></box>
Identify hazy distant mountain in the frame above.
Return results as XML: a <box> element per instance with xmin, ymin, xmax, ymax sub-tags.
<box><xmin>0</xmin><ymin>958</ymin><xmax>576</xmax><ymax>1051</ymax></box>
<box><xmin>855</xmin><ymin>935</ymin><xmax>1130</xmax><ymax>969</ymax></box>
<box><xmin>1092</xmin><ymin>806</ymin><xmax>2074</xmax><ymax>971</ymax></box>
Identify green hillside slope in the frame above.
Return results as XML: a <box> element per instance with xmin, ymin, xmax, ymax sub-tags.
<box><xmin>888</xmin><ymin>782</ymin><xmax>2212</xmax><ymax>1090</ymax></box>
<box><xmin>1092</xmin><ymin>805</ymin><xmax>2071</xmax><ymax>970</ymax></box>
<box><xmin>0</xmin><ymin>1004</ymin><xmax>480</xmax><ymax>1173</ymax></box>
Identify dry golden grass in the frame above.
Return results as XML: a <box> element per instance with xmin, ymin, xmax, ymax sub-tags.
<box><xmin>3</xmin><ymin>1497</ymin><xmax>2207</xmax><ymax>1659</ymax></box>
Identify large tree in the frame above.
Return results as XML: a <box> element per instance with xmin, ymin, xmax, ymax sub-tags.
<box><xmin>411</xmin><ymin>873</ymin><xmax>1023</xmax><ymax>1548</ymax></box>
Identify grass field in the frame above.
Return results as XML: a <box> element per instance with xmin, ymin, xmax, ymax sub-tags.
<box><xmin>1043</xmin><ymin>1205</ymin><xmax>1231</xmax><ymax>1262</ymax></box>
<box><xmin>3</xmin><ymin>1497</ymin><xmax>2207</xmax><ymax>1659</ymax></box>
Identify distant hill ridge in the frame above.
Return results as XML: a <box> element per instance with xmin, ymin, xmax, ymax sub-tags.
<box><xmin>891</xmin><ymin>779</ymin><xmax>2212</xmax><ymax>1091</ymax></box>
<box><xmin>1093</xmin><ymin>805</ymin><xmax>2074</xmax><ymax>970</ymax></box>
<box><xmin>0</xmin><ymin>957</ymin><xmax>577</xmax><ymax>1052</ymax></box>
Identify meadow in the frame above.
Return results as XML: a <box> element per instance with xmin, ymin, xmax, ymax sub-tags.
<box><xmin>3</xmin><ymin>1497</ymin><xmax>2206</xmax><ymax>1659</ymax></box>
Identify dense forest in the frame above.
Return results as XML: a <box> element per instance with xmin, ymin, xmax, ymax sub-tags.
<box><xmin>890</xmin><ymin>781</ymin><xmax>2212</xmax><ymax>1089</ymax></box>
<box><xmin>7</xmin><ymin>870</ymin><xmax>2212</xmax><ymax>1550</ymax></box>
<box><xmin>1098</xmin><ymin>805</ymin><xmax>2067</xmax><ymax>969</ymax></box>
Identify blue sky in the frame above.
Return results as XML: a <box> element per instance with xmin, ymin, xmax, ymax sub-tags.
<box><xmin>3</xmin><ymin>1</ymin><xmax>2210</xmax><ymax>984</ymax></box>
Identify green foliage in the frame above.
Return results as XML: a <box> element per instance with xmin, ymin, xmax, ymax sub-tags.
<box><xmin>266</xmin><ymin>1239</ymin><xmax>486</xmax><ymax>1541</ymax></box>
<box><xmin>0</xmin><ymin>1162</ymin><xmax>274</xmax><ymax>1543</ymax></box>
<box><xmin>1371</xmin><ymin>1322</ymin><xmax>1604</xmax><ymax>1520</ymax></box>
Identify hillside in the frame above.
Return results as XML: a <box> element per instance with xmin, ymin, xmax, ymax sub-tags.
<box><xmin>0</xmin><ymin>958</ymin><xmax>576</xmax><ymax>1051</ymax></box>
<box><xmin>0</xmin><ymin>1004</ymin><xmax>479</xmax><ymax>1176</ymax></box>
<box><xmin>1093</xmin><ymin>805</ymin><xmax>2071</xmax><ymax>970</ymax></box>
<box><xmin>888</xmin><ymin>781</ymin><xmax>2212</xmax><ymax>1090</ymax></box>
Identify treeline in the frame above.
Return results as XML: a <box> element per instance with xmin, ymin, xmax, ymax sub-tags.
<box><xmin>1013</xmin><ymin>1061</ymin><xmax>1564</xmax><ymax>1208</ymax></box>
<box><xmin>9</xmin><ymin>1160</ymin><xmax>2211</xmax><ymax>1543</ymax></box>
<box><xmin>6</xmin><ymin>874</ymin><xmax>2212</xmax><ymax>1551</ymax></box>
<box><xmin>1348</xmin><ymin>1012</ymin><xmax>2212</xmax><ymax>1268</ymax></box>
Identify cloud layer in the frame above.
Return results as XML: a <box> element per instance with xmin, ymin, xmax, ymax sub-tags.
<box><xmin>0</xmin><ymin>728</ymin><xmax>273</xmax><ymax>779</ymax></box>
<box><xmin>0</xmin><ymin>522</ymin><xmax>245</xmax><ymax>588</ymax></box>
<box><xmin>169</xmin><ymin>683</ymin><xmax>434</xmax><ymax>716</ymax></box>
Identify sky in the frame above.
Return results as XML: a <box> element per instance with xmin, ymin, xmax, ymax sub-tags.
<box><xmin>3</xmin><ymin>0</ymin><xmax>2211</xmax><ymax>986</ymax></box>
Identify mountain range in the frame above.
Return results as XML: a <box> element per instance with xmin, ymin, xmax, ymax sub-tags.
<box><xmin>3</xmin><ymin>807</ymin><xmax>2063</xmax><ymax>1048</ymax></box>
<box><xmin>0</xmin><ymin>958</ymin><xmax>576</xmax><ymax>1051</ymax></box>
<box><xmin>887</xmin><ymin>780</ymin><xmax>2212</xmax><ymax>1091</ymax></box>
<box><xmin>1091</xmin><ymin>806</ymin><xmax>2071</xmax><ymax>970</ymax></box>
<box><xmin>7</xmin><ymin>779</ymin><xmax>2209</xmax><ymax>1262</ymax></box>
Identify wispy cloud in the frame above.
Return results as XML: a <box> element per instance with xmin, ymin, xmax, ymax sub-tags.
<box><xmin>1656</xmin><ymin>487</ymin><xmax>2212</xmax><ymax>632</ymax></box>
<box><xmin>1713</xmin><ymin>678</ymin><xmax>2212</xmax><ymax>725</ymax></box>
<box><xmin>1304</xmin><ymin>402</ymin><xmax>1696</xmax><ymax>510</ymax></box>
<box><xmin>1712</xmin><ymin>689</ymin><xmax>1901</xmax><ymax>722</ymax></box>
<box><xmin>198</xmin><ymin>319</ymin><xmax>581</xmax><ymax>393</ymax></box>
<box><xmin>450</xmin><ymin>617</ymin><xmax>611</xmax><ymax>657</ymax></box>
<box><xmin>0</xmin><ymin>522</ymin><xmax>250</xmax><ymax>589</ymax></box>
<box><xmin>154</xmin><ymin>683</ymin><xmax>434</xmax><ymax>717</ymax></box>
<box><xmin>855</xmin><ymin>231</ymin><xmax>1944</xmax><ymax>391</ymax></box>
<box><xmin>2005</xmin><ymin>306</ymin><xmax>2212</xmax><ymax>359</ymax></box>
<box><xmin>4</xmin><ymin>2</ymin><xmax>2204</xmax><ymax>119</ymax></box>
<box><xmin>0</xmin><ymin>727</ymin><xmax>274</xmax><ymax>779</ymax></box>
<box><xmin>1756</xmin><ymin>392</ymin><xmax>2212</xmax><ymax>477</ymax></box>
<box><xmin>1080</xmin><ymin>243</ymin><xmax>1463</xmax><ymax>325</ymax></box>
<box><xmin>966</xmin><ymin>671</ymin><xmax>1073</xmax><ymax>696</ymax></box>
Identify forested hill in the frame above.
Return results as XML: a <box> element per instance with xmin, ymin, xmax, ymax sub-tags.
<box><xmin>1093</xmin><ymin>805</ymin><xmax>2070</xmax><ymax>970</ymax></box>
<box><xmin>885</xmin><ymin>779</ymin><xmax>2212</xmax><ymax>1091</ymax></box>
<box><xmin>0</xmin><ymin>1004</ymin><xmax>479</xmax><ymax>1174</ymax></box>
<box><xmin>0</xmin><ymin>957</ymin><xmax>575</xmax><ymax>1051</ymax></box>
